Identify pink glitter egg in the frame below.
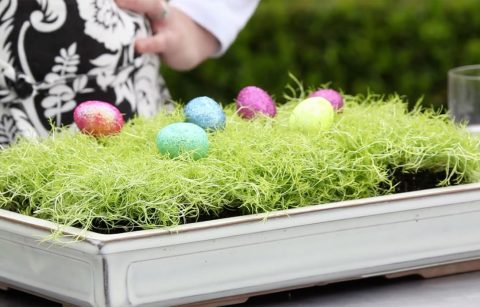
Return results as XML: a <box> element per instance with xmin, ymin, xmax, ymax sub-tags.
<box><xmin>236</xmin><ymin>86</ymin><xmax>277</xmax><ymax>119</ymax></box>
<box><xmin>73</xmin><ymin>100</ymin><xmax>124</xmax><ymax>136</ymax></box>
<box><xmin>308</xmin><ymin>89</ymin><xmax>344</xmax><ymax>111</ymax></box>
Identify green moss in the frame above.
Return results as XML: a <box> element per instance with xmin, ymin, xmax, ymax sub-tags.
<box><xmin>0</xmin><ymin>93</ymin><xmax>479</xmax><ymax>234</ymax></box>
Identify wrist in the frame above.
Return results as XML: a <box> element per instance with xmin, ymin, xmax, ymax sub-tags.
<box><xmin>164</xmin><ymin>7</ymin><xmax>219</xmax><ymax>71</ymax></box>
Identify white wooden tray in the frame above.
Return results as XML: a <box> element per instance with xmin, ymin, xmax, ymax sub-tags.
<box><xmin>1</xmin><ymin>183</ymin><xmax>480</xmax><ymax>307</ymax></box>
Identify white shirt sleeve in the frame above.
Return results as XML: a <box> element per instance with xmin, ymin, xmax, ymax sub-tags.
<box><xmin>169</xmin><ymin>0</ymin><xmax>260</xmax><ymax>57</ymax></box>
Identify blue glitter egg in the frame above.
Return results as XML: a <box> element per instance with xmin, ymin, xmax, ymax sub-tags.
<box><xmin>184</xmin><ymin>96</ymin><xmax>226</xmax><ymax>131</ymax></box>
<box><xmin>156</xmin><ymin>123</ymin><xmax>209</xmax><ymax>160</ymax></box>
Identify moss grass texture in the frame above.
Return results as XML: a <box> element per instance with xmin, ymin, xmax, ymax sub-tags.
<box><xmin>0</xmin><ymin>93</ymin><xmax>479</xmax><ymax>234</ymax></box>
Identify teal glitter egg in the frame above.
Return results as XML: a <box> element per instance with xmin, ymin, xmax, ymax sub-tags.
<box><xmin>156</xmin><ymin>123</ymin><xmax>209</xmax><ymax>160</ymax></box>
<box><xmin>184</xmin><ymin>96</ymin><xmax>226</xmax><ymax>131</ymax></box>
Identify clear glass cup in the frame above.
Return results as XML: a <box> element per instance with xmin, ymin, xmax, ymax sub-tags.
<box><xmin>448</xmin><ymin>64</ymin><xmax>480</xmax><ymax>133</ymax></box>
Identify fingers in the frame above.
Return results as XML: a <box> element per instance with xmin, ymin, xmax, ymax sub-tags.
<box><xmin>115</xmin><ymin>4</ymin><xmax>219</xmax><ymax>71</ymax></box>
<box><xmin>135</xmin><ymin>34</ymin><xmax>168</xmax><ymax>54</ymax></box>
<box><xmin>116</xmin><ymin>0</ymin><xmax>168</xmax><ymax>21</ymax></box>
<box><xmin>116</xmin><ymin>0</ymin><xmax>170</xmax><ymax>53</ymax></box>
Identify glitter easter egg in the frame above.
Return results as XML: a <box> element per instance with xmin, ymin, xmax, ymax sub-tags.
<box><xmin>308</xmin><ymin>88</ymin><xmax>344</xmax><ymax>111</ymax></box>
<box><xmin>156</xmin><ymin>122</ymin><xmax>209</xmax><ymax>160</ymax></box>
<box><xmin>236</xmin><ymin>86</ymin><xmax>277</xmax><ymax>119</ymax></box>
<box><xmin>184</xmin><ymin>96</ymin><xmax>226</xmax><ymax>131</ymax></box>
<box><xmin>73</xmin><ymin>101</ymin><xmax>124</xmax><ymax>136</ymax></box>
<box><xmin>289</xmin><ymin>97</ymin><xmax>334</xmax><ymax>133</ymax></box>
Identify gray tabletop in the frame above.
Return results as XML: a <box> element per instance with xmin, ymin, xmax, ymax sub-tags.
<box><xmin>1</xmin><ymin>271</ymin><xmax>480</xmax><ymax>306</ymax></box>
<box><xmin>241</xmin><ymin>271</ymin><xmax>480</xmax><ymax>307</ymax></box>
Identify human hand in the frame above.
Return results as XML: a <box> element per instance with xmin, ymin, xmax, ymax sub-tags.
<box><xmin>115</xmin><ymin>0</ymin><xmax>220</xmax><ymax>71</ymax></box>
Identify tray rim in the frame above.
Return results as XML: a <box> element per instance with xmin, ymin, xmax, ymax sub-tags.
<box><xmin>1</xmin><ymin>181</ymin><xmax>480</xmax><ymax>244</ymax></box>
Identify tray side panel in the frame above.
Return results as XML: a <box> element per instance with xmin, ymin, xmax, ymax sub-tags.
<box><xmin>0</xmin><ymin>231</ymin><xmax>102</xmax><ymax>306</ymax></box>
<box><xmin>122</xmin><ymin>201</ymin><xmax>480</xmax><ymax>306</ymax></box>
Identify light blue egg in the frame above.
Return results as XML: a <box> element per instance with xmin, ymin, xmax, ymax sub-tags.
<box><xmin>184</xmin><ymin>96</ymin><xmax>226</xmax><ymax>131</ymax></box>
<box><xmin>156</xmin><ymin>122</ymin><xmax>209</xmax><ymax>160</ymax></box>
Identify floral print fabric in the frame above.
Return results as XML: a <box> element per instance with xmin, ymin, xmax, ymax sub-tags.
<box><xmin>0</xmin><ymin>0</ymin><xmax>170</xmax><ymax>147</ymax></box>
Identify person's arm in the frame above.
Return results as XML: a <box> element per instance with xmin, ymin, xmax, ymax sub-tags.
<box><xmin>169</xmin><ymin>0</ymin><xmax>260</xmax><ymax>57</ymax></box>
<box><xmin>116</xmin><ymin>0</ymin><xmax>260</xmax><ymax>71</ymax></box>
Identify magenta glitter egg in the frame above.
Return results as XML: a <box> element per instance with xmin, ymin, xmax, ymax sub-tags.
<box><xmin>236</xmin><ymin>86</ymin><xmax>277</xmax><ymax>119</ymax></box>
<box><xmin>73</xmin><ymin>100</ymin><xmax>125</xmax><ymax>136</ymax></box>
<box><xmin>308</xmin><ymin>89</ymin><xmax>344</xmax><ymax>111</ymax></box>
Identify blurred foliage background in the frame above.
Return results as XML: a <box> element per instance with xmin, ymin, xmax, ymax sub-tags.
<box><xmin>161</xmin><ymin>0</ymin><xmax>480</xmax><ymax>109</ymax></box>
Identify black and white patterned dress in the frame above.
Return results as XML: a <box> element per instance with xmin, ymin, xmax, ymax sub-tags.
<box><xmin>0</xmin><ymin>0</ymin><xmax>170</xmax><ymax>147</ymax></box>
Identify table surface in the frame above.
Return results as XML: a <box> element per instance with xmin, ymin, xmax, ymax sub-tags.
<box><xmin>1</xmin><ymin>271</ymin><xmax>480</xmax><ymax>307</ymax></box>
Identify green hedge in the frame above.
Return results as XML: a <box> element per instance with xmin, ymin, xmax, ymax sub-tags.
<box><xmin>161</xmin><ymin>0</ymin><xmax>480</xmax><ymax>109</ymax></box>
